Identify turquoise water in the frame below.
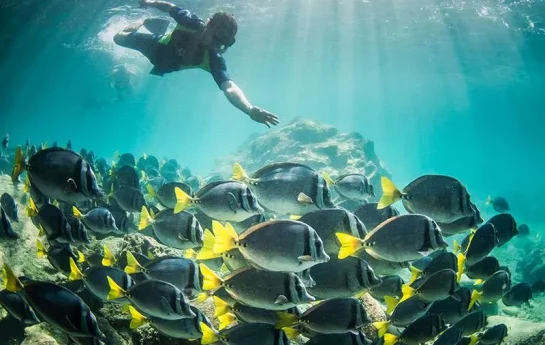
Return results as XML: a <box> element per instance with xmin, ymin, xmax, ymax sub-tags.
<box><xmin>1</xmin><ymin>0</ymin><xmax>544</xmax><ymax>226</ymax></box>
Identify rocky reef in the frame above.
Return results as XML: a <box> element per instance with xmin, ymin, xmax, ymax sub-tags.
<box><xmin>1</xmin><ymin>120</ymin><xmax>544</xmax><ymax>345</ymax></box>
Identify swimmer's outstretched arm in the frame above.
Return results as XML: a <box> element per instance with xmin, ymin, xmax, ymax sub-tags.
<box><xmin>139</xmin><ymin>0</ymin><xmax>176</xmax><ymax>13</ymax></box>
<box><xmin>221</xmin><ymin>80</ymin><xmax>280</xmax><ymax>128</ymax></box>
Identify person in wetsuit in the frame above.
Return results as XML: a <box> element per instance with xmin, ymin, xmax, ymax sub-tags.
<box><xmin>114</xmin><ymin>0</ymin><xmax>280</xmax><ymax>128</ymax></box>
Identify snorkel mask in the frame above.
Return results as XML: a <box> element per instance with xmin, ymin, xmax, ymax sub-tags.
<box><xmin>207</xmin><ymin>12</ymin><xmax>238</xmax><ymax>54</ymax></box>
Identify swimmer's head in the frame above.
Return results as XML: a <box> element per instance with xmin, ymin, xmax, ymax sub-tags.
<box><xmin>203</xmin><ymin>12</ymin><xmax>238</xmax><ymax>53</ymax></box>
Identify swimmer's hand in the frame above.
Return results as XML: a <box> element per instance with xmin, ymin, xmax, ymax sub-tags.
<box><xmin>249</xmin><ymin>107</ymin><xmax>280</xmax><ymax>128</ymax></box>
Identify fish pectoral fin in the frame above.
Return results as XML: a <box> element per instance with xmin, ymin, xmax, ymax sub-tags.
<box><xmin>177</xmin><ymin>233</ymin><xmax>189</xmax><ymax>241</ymax></box>
<box><xmin>227</xmin><ymin>192</ymin><xmax>238</xmax><ymax>213</ymax></box>
<box><xmin>297</xmin><ymin>255</ymin><xmax>314</xmax><ymax>262</ymax></box>
<box><xmin>297</xmin><ymin>192</ymin><xmax>314</xmax><ymax>205</ymax></box>
<box><xmin>65</xmin><ymin>315</ymin><xmax>79</xmax><ymax>332</ymax></box>
<box><xmin>66</xmin><ymin>178</ymin><xmax>78</xmax><ymax>192</ymax></box>
<box><xmin>274</xmin><ymin>295</ymin><xmax>289</xmax><ymax>305</ymax></box>
<box><xmin>160</xmin><ymin>296</ymin><xmax>176</xmax><ymax>316</ymax></box>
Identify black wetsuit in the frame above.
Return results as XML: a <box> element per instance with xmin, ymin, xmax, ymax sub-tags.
<box><xmin>118</xmin><ymin>6</ymin><xmax>230</xmax><ymax>88</ymax></box>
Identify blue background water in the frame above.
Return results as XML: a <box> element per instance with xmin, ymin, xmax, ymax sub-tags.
<box><xmin>1</xmin><ymin>0</ymin><xmax>544</xmax><ymax>226</ymax></box>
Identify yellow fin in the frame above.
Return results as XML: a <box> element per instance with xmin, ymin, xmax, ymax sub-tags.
<box><xmin>218</xmin><ymin>312</ymin><xmax>236</xmax><ymax>330</ymax></box>
<box><xmin>453</xmin><ymin>240</ymin><xmax>461</xmax><ymax>254</ymax></box>
<box><xmin>106</xmin><ymin>276</ymin><xmax>126</xmax><ymax>300</ymax></box>
<box><xmin>383</xmin><ymin>333</ymin><xmax>399</xmax><ymax>345</ymax></box>
<box><xmin>408</xmin><ymin>266</ymin><xmax>422</xmax><ymax>285</ymax></box>
<box><xmin>336</xmin><ymin>232</ymin><xmax>362</xmax><ymax>259</ymax></box>
<box><xmin>102</xmin><ymin>245</ymin><xmax>116</xmax><ymax>267</ymax></box>
<box><xmin>11</xmin><ymin>146</ymin><xmax>25</xmax><ymax>183</ymax></box>
<box><xmin>147</xmin><ymin>250</ymin><xmax>154</xmax><ymax>260</ymax></box>
<box><xmin>199</xmin><ymin>264</ymin><xmax>222</xmax><ymax>291</ymax></box>
<box><xmin>289</xmin><ymin>215</ymin><xmax>302</xmax><ymax>220</ymax></box>
<box><xmin>38</xmin><ymin>224</ymin><xmax>45</xmax><ymax>237</ymax></box>
<box><xmin>457</xmin><ymin>253</ymin><xmax>466</xmax><ymax>283</ymax></box>
<box><xmin>128</xmin><ymin>306</ymin><xmax>148</xmax><ymax>329</ymax></box>
<box><xmin>72</xmin><ymin>206</ymin><xmax>84</xmax><ymax>219</ymax></box>
<box><xmin>145</xmin><ymin>183</ymin><xmax>156</xmax><ymax>198</ymax></box>
<box><xmin>213</xmin><ymin>296</ymin><xmax>231</xmax><ymax>318</ymax></box>
<box><xmin>469</xmin><ymin>290</ymin><xmax>482</xmax><ymax>310</ymax></box>
<box><xmin>174</xmin><ymin>187</ymin><xmax>194</xmax><ymax>214</ymax></box>
<box><xmin>378</xmin><ymin>177</ymin><xmax>402</xmax><ymax>209</ymax></box>
<box><xmin>220</xmin><ymin>263</ymin><xmax>230</xmax><ymax>274</ymax></box>
<box><xmin>322</xmin><ymin>171</ymin><xmax>336</xmax><ymax>186</ymax></box>
<box><xmin>399</xmin><ymin>284</ymin><xmax>415</xmax><ymax>303</ymax></box>
<box><xmin>373</xmin><ymin>321</ymin><xmax>391</xmax><ymax>338</ymax></box>
<box><xmin>2</xmin><ymin>265</ymin><xmax>23</xmax><ymax>292</ymax></box>
<box><xmin>384</xmin><ymin>296</ymin><xmax>399</xmax><ymax>315</ymax></box>
<box><xmin>212</xmin><ymin>221</ymin><xmax>238</xmax><ymax>254</ymax></box>
<box><xmin>124</xmin><ymin>251</ymin><xmax>143</xmax><ymax>274</ymax></box>
<box><xmin>23</xmin><ymin>175</ymin><xmax>30</xmax><ymax>193</ymax></box>
<box><xmin>138</xmin><ymin>206</ymin><xmax>153</xmax><ymax>231</ymax></box>
<box><xmin>297</xmin><ymin>192</ymin><xmax>313</xmax><ymax>205</ymax></box>
<box><xmin>36</xmin><ymin>239</ymin><xmax>46</xmax><ymax>258</ymax></box>
<box><xmin>469</xmin><ymin>334</ymin><xmax>479</xmax><ymax>345</ymax></box>
<box><xmin>485</xmin><ymin>195</ymin><xmax>492</xmax><ymax>206</ymax></box>
<box><xmin>195</xmin><ymin>292</ymin><xmax>210</xmax><ymax>303</ymax></box>
<box><xmin>281</xmin><ymin>327</ymin><xmax>301</xmax><ymax>341</ymax></box>
<box><xmin>184</xmin><ymin>249</ymin><xmax>197</xmax><ymax>260</ymax></box>
<box><xmin>276</xmin><ymin>312</ymin><xmax>299</xmax><ymax>329</ymax></box>
<box><xmin>69</xmin><ymin>258</ymin><xmax>84</xmax><ymax>281</ymax></box>
<box><xmin>197</xmin><ymin>229</ymin><xmax>221</xmax><ymax>260</ymax></box>
<box><xmin>232</xmin><ymin>163</ymin><xmax>249</xmax><ymax>182</ymax></box>
<box><xmin>473</xmin><ymin>279</ymin><xmax>484</xmax><ymax>286</ymax></box>
<box><xmin>77</xmin><ymin>250</ymin><xmax>86</xmax><ymax>264</ymax></box>
<box><xmin>27</xmin><ymin>198</ymin><xmax>38</xmax><ymax>217</ymax></box>
<box><xmin>200</xmin><ymin>321</ymin><xmax>219</xmax><ymax>345</ymax></box>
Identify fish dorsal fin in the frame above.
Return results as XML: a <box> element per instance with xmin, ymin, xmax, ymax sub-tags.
<box><xmin>297</xmin><ymin>192</ymin><xmax>314</xmax><ymax>205</ymax></box>
<box><xmin>252</xmin><ymin>162</ymin><xmax>314</xmax><ymax>178</ymax></box>
<box><xmin>195</xmin><ymin>181</ymin><xmax>234</xmax><ymax>198</ymax></box>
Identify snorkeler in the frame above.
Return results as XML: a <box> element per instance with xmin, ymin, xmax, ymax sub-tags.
<box><xmin>113</xmin><ymin>0</ymin><xmax>280</xmax><ymax>128</ymax></box>
<box><xmin>110</xmin><ymin>64</ymin><xmax>136</xmax><ymax>100</ymax></box>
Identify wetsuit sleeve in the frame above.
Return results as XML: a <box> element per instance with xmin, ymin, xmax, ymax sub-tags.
<box><xmin>169</xmin><ymin>6</ymin><xmax>205</xmax><ymax>29</ymax></box>
<box><xmin>208</xmin><ymin>51</ymin><xmax>231</xmax><ymax>89</ymax></box>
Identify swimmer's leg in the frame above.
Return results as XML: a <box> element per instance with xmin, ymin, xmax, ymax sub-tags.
<box><xmin>113</xmin><ymin>23</ymin><xmax>144</xmax><ymax>48</ymax></box>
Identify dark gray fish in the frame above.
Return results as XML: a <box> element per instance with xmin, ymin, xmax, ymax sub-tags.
<box><xmin>112</xmin><ymin>186</ymin><xmax>147</xmax><ymax>213</ymax></box>
<box><xmin>427</xmin><ymin>287</ymin><xmax>472</xmax><ymax>324</ymax></box>
<box><xmin>0</xmin><ymin>290</ymin><xmax>40</xmax><ymax>325</ymax></box>
<box><xmin>470</xmin><ymin>271</ymin><xmax>511</xmax><ymax>307</ymax></box>
<box><xmin>201</xmin><ymin>322</ymin><xmax>289</xmax><ymax>345</ymax></box>
<box><xmin>116</xmin><ymin>250</ymin><xmax>152</xmax><ymax>270</ymax></box>
<box><xmin>308</xmin><ymin>256</ymin><xmax>382</xmax><ymax>299</ymax></box>
<box><xmin>384</xmin><ymin>314</ymin><xmax>446</xmax><ymax>345</ymax></box>
<box><xmin>477</xmin><ymin>324</ymin><xmax>508</xmax><ymax>345</ymax></box>
<box><xmin>0</xmin><ymin>206</ymin><xmax>19</xmax><ymax>239</ymax></box>
<box><xmin>356</xmin><ymin>251</ymin><xmax>410</xmax><ymax>275</ymax></box>
<box><xmin>438</xmin><ymin>205</ymin><xmax>483</xmax><ymax>237</ymax></box>
<box><xmin>221</xmin><ymin>249</ymin><xmax>249</xmax><ymax>272</ymax></box>
<box><xmin>2</xmin><ymin>133</ymin><xmax>8</xmax><ymax>149</ymax></box>
<box><xmin>452</xmin><ymin>310</ymin><xmax>488</xmax><ymax>336</ymax></box>
<box><xmin>325</xmin><ymin>173</ymin><xmax>375</xmax><ymax>201</ymax></box>
<box><xmin>95</xmin><ymin>158</ymin><xmax>110</xmax><ymax>176</ymax></box>
<box><xmin>160</xmin><ymin>159</ymin><xmax>181</xmax><ymax>182</ymax></box>
<box><xmin>117</xmin><ymin>153</ymin><xmax>136</xmax><ymax>168</ymax></box>
<box><xmin>66</xmin><ymin>140</ymin><xmax>72</xmax><ymax>150</ymax></box>
<box><xmin>74</xmin><ymin>207</ymin><xmax>120</xmax><ymax>235</ymax></box>
<box><xmin>140</xmin><ymin>208</ymin><xmax>203</xmax><ymax>249</ymax></box>
<box><xmin>465</xmin><ymin>257</ymin><xmax>500</xmax><ymax>281</ymax></box>
<box><xmin>43</xmin><ymin>243</ymin><xmax>80</xmax><ymax>275</ymax></box>
<box><xmin>108</xmin><ymin>279</ymin><xmax>195</xmax><ymax>320</ymax></box>
<box><xmin>379</xmin><ymin>175</ymin><xmax>474</xmax><ymax>224</ymax></box>
<box><xmin>369</xmin><ymin>275</ymin><xmax>404</xmax><ymax>300</ymax></box>
<box><xmin>517</xmin><ymin>224</ymin><xmax>529</xmax><ymax>236</ymax></box>
<box><xmin>299</xmin><ymin>208</ymin><xmax>367</xmax><ymax>257</ymax></box>
<box><xmin>388</xmin><ymin>295</ymin><xmax>432</xmax><ymax>327</ymax></box>
<box><xmin>14</xmin><ymin>148</ymin><xmax>104</xmax><ymax>203</ymax></box>
<box><xmin>306</xmin><ymin>332</ymin><xmax>373</xmax><ymax>345</ymax></box>
<box><xmin>65</xmin><ymin>216</ymin><xmax>91</xmax><ymax>244</ymax></box>
<box><xmin>74</xmin><ymin>264</ymin><xmax>134</xmax><ymax>304</ymax></box>
<box><xmin>502</xmin><ymin>283</ymin><xmax>532</xmax><ymax>307</ymax></box>
<box><xmin>486</xmin><ymin>196</ymin><xmax>510</xmax><ymax>213</ymax></box>
<box><xmin>38</xmin><ymin>204</ymin><xmax>73</xmax><ymax>244</ymax></box>
<box><xmin>137</xmin><ymin>154</ymin><xmax>159</xmax><ymax>171</ymax></box>
<box><xmin>433</xmin><ymin>326</ymin><xmax>463</xmax><ymax>345</ymax></box>
<box><xmin>336</xmin><ymin>199</ymin><xmax>368</xmax><ymax>212</ymax></box>
<box><xmin>152</xmin><ymin>182</ymin><xmax>192</xmax><ymax>209</ymax></box>
<box><xmin>215</xmin><ymin>297</ymin><xmax>299</xmax><ymax>328</ymax></box>
<box><xmin>114</xmin><ymin>165</ymin><xmax>140</xmax><ymax>189</ymax></box>
<box><xmin>233</xmin><ymin>162</ymin><xmax>334</xmax><ymax>216</ymax></box>
<box><xmin>409</xmin><ymin>252</ymin><xmax>458</xmax><ymax>285</ymax></box>
<box><xmin>353</xmin><ymin>202</ymin><xmax>399</xmax><ymax>231</ymax></box>
<box><xmin>29</xmin><ymin>182</ymin><xmax>50</xmax><ymax>209</ymax></box>
<box><xmin>457</xmin><ymin>223</ymin><xmax>498</xmax><ymax>267</ymax></box>
<box><xmin>231</xmin><ymin>213</ymin><xmax>266</xmax><ymax>234</ymax></box>
<box><xmin>1</xmin><ymin>193</ymin><xmax>18</xmax><ymax>222</ymax></box>
<box><xmin>486</xmin><ymin>214</ymin><xmax>517</xmax><ymax>247</ymax></box>
<box><xmin>532</xmin><ymin>280</ymin><xmax>545</xmax><ymax>294</ymax></box>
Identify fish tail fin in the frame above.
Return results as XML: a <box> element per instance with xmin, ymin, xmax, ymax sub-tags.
<box><xmin>453</xmin><ymin>240</ymin><xmax>461</xmax><ymax>254</ymax></box>
<box><xmin>378</xmin><ymin>176</ymin><xmax>402</xmax><ymax>209</ymax></box>
<box><xmin>322</xmin><ymin>171</ymin><xmax>335</xmax><ymax>186</ymax></box>
<box><xmin>102</xmin><ymin>245</ymin><xmax>116</xmax><ymax>267</ymax></box>
<box><xmin>373</xmin><ymin>321</ymin><xmax>391</xmax><ymax>338</ymax></box>
<box><xmin>456</xmin><ymin>253</ymin><xmax>466</xmax><ymax>283</ymax></box>
<box><xmin>1</xmin><ymin>265</ymin><xmax>23</xmax><ymax>292</ymax></box>
<box><xmin>200</xmin><ymin>321</ymin><xmax>219</xmax><ymax>345</ymax></box>
<box><xmin>128</xmin><ymin>305</ymin><xmax>148</xmax><ymax>329</ymax></box>
<box><xmin>289</xmin><ymin>214</ymin><xmax>302</xmax><ymax>220</ymax></box>
<box><xmin>184</xmin><ymin>248</ymin><xmax>197</xmax><ymax>260</ymax></box>
<box><xmin>469</xmin><ymin>290</ymin><xmax>482</xmax><ymax>310</ymax></box>
<box><xmin>195</xmin><ymin>292</ymin><xmax>211</xmax><ymax>303</ymax></box>
<box><xmin>138</xmin><ymin>206</ymin><xmax>154</xmax><ymax>231</ymax></box>
<box><xmin>485</xmin><ymin>195</ymin><xmax>492</xmax><ymax>206</ymax></box>
<box><xmin>174</xmin><ymin>187</ymin><xmax>194</xmax><ymax>214</ymax></box>
<box><xmin>37</xmin><ymin>224</ymin><xmax>45</xmax><ymax>237</ymax></box>
<box><xmin>213</xmin><ymin>296</ymin><xmax>231</xmax><ymax>317</ymax></box>
<box><xmin>199</xmin><ymin>264</ymin><xmax>222</xmax><ymax>291</ymax></box>
<box><xmin>124</xmin><ymin>251</ymin><xmax>143</xmax><ymax>274</ymax></box>
<box><xmin>106</xmin><ymin>276</ymin><xmax>126</xmax><ymax>300</ymax></box>
<box><xmin>275</xmin><ymin>312</ymin><xmax>299</xmax><ymax>329</ymax></box>
<box><xmin>77</xmin><ymin>250</ymin><xmax>86</xmax><ymax>264</ymax></box>
<box><xmin>218</xmin><ymin>312</ymin><xmax>236</xmax><ymax>330</ymax></box>
<box><xmin>383</xmin><ymin>333</ymin><xmax>399</xmax><ymax>345</ymax></box>
<box><xmin>232</xmin><ymin>163</ymin><xmax>249</xmax><ymax>182</ymax></box>
<box><xmin>473</xmin><ymin>279</ymin><xmax>484</xmax><ymax>286</ymax></box>
<box><xmin>281</xmin><ymin>327</ymin><xmax>301</xmax><ymax>341</ymax></box>
<box><xmin>335</xmin><ymin>232</ymin><xmax>362</xmax><ymax>259</ymax></box>
<box><xmin>212</xmin><ymin>221</ymin><xmax>238</xmax><ymax>254</ymax></box>
<box><xmin>69</xmin><ymin>258</ymin><xmax>84</xmax><ymax>281</ymax></box>
<box><xmin>399</xmin><ymin>284</ymin><xmax>415</xmax><ymax>303</ymax></box>
<box><xmin>72</xmin><ymin>206</ymin><xmax>84</xmax><ymax>219</ymax></box>
<box><xmin>408</xmin><ymin>266</ymin><xmax>422</xmax><ymax>285</ymax></box>
<box><xmin>23</xmin><ymin>175</ymin><xmax>31</xmax><ymax>193</ymax></box>
<box><xmin>383</xmin><ymin>296</ymin><xmax>399</xmax><ymax>315</ymax></box>
<box><xmin>469</xmin><ymin>334</ymin><xmax>479</xmax><ymax>345</ymax></box>
<box><xmin>196</xmin><ymin>229</ymin><xmax>221</xmax><ymax>260</ymax></box>
<box><xmin>36</xmin><ymin>239</ymin><xmax>46</xmax><ymax>258</ymax></box>
<box><xmin>11</xmin><ymin>146</ymin><xmax>25</xmax><ymax>183</ymax></box>
<box><xmin>145</xmin><ymin>183</ymin><xmax>155</xmax><ymax>199</ymax></box>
